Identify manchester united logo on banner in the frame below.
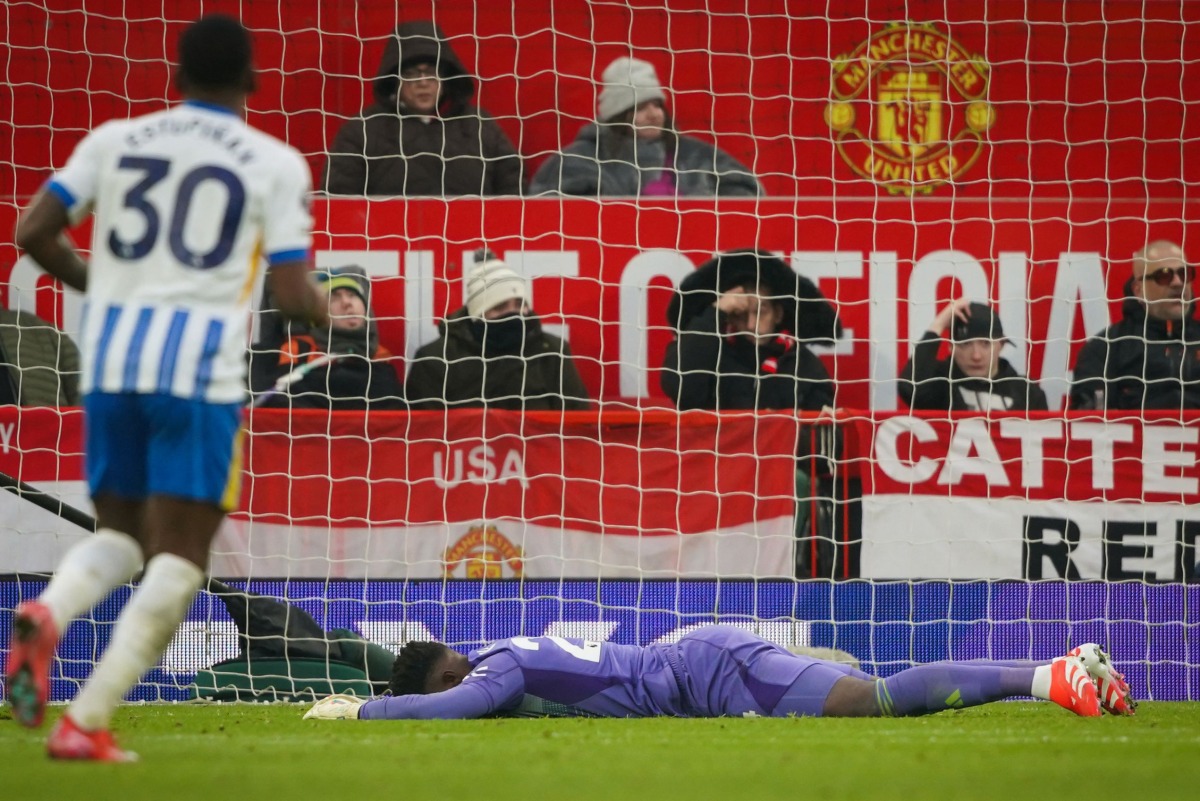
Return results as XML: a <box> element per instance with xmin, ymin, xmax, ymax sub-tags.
<box><xmin>443</xmin><ymin>524</ymin><xmax>525</xmax><ymax>579</ymax></box>
<box><xmin>826</xmin><ymin>22</ymin><xmax>995</xmax><ymax>195</ymax></box>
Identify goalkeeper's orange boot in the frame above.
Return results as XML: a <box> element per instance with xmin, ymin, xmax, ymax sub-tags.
<box><xmin>5</xmin><ymin>600</ymin><xmax>58</xmax><ymax>728</ymax></box>
<box><xmin>47</xmin><ymin>715</ymin><xmax>137</xmax><ymax>763</ymax></box>
<box><xmin>1046</xmin><ymin>655</ymin><xmax>1102</xmax><ymax>717</ymax></box>
<box><xmin>1068</xmin><ymin>644</ymin><xmax>1137</xmax><ymax>716</ymax></box>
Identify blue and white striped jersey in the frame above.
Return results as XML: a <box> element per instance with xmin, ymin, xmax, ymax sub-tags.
<box><xmin>47</xmin><ymin>100</ymin><xmax>312</xmax><ymax>404</ymax></box>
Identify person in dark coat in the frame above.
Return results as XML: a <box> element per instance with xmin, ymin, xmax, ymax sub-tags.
<box><xmin>0</xmin><ymin>309</ymin><xmax>80</xmax><ymax>406</ymax></box>
<box><xmin>529</xmin><ymin>56</ymin><xmax>760</xmax><ymax>197</ymax></box>
<box><xmin>660</xmin><ymin>249</ymin><xmax>840</xmax><ymax>577</ymax></box>
<box><xmin>252</xmin><ymin>269</ymin><xmax>404</xmax><ymax>410</ymax></box>
<box><xmin>405</xmin><ymin>251</ymin><xmax>590</xmax><ymax>411</ymax></box>
<box><xmin>900</xmin><ymin>298</ymin><xmax>1048</xmax><ymax>412</ymax></box>
<box><xmin>660</xmin><ymin>249</ymin><xmax>839</xmax><ymax>411</ymax></box>
<box><xmin>322</xmin><ymin>20</ymin><xmax>523</xmax><ymax>197</ymax></box>
<box><xmin>1070</xmin><ymin>240</ymin><xmax>1200</xmax><ymax>411</ymax></box>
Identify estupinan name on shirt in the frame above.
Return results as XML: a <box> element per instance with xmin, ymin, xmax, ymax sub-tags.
<box><xmin>123</xmin><ymin>115</ymin><xmax>257</xmax><ymax>165</ymax></box>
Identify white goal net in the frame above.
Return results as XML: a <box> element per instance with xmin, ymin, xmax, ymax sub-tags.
<box><xmin>0</xmin><ymin>1</ymin><xmax>1196</xmax><ymax>704</ymax></box>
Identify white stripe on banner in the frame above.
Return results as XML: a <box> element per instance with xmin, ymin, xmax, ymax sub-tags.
<box><xmin>210</xmin><ymin>517</ymin><xmax>795</xmax><ymax>579</ymax></box>
<box><xmin>0</xmin><ymin>481</ymin><xmax>794</xmax><ymax>578</ymax></box>
<box><xmin>862</xmin><ymin>495</ymin><xmax>1194</xmax><ymax>581</ymax></box>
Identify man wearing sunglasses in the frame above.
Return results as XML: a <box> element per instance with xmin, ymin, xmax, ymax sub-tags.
<box><xmin>1070</xmin><ymin>240</ymin><xmax>1200</xmax><ymax>411</ymax></box>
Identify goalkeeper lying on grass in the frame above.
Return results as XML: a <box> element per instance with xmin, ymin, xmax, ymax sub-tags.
<box><xmin>305</xmin><ymin>625</ymin><xmax>1134</xmax><ymax>721</ymax></box>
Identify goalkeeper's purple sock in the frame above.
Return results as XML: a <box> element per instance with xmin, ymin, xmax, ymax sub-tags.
<box><xmin>873</xmin><ymin>663</ymin><xmax>1035</xmax><ymax>716</ymax></box>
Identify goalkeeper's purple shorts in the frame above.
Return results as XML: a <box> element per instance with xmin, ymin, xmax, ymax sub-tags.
<box><xmin>672</xmin><ymin>625</ymin><xmax>874</xmax><ymax>718</ymax></box>
<box><xmin>84</xmin><ymin>391</ymin><xmax>243</xmax><ymax>510</ymax></box>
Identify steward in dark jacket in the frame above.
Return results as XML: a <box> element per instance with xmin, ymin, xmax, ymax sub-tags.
<box><xmin>1070</xmin><ymin>292</ymin><xmax>1200</xmax><ymax>411</ymax></box>
<box><xmin>405</xmin><ymin>308</ymin><xmax>590</xmax><ymax>411</ymax></box>
<box><xmin>322</xmin><ymin>20</ymin><xmax>523</xmax><ymax>197</ymax></box>
<box><xmin>660</xmin><ymin>250</ymin><xmax>839</xmax><ymax>411</ymax></box>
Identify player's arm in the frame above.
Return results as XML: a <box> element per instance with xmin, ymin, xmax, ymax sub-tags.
<box><xmin>263</xmin><ymin>149</ymin><xmax>328</xmax><ymax>328</ymax></box>
<box><xmin>356</xmin><ymin>681</ymin><xmax>501</xmax><ymax>720</ymax></box>
<box><xmin>306</xmin><ymin>681</ymin><xmax>505</xmax><ymax>721</ymax></box>
<box><xmin>307</xmin><ymin>655</ymin><xmax>524</xmax><ymax>721</ymax></box>
<box><xmin>14</xmin><ymin>188</ymin><xmax>88</xmax><ymax>292</ymax></box>
<box><xmin>268</xmin><ymin>259</ymin><xmax>329</xmax><ymax>329</ymax></box>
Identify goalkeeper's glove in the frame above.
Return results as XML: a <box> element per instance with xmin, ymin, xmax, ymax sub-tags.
<box><xmin>303</xmin><ymin>694</ymin><xmax>365</xmax><ymax>721</ymax></box>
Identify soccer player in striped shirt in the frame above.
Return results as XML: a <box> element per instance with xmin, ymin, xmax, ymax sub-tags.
<box><xmin>6</xmin><ymin>15</ymin><xmax>328</xmax><ymax>761</ymax></box>
<box><xmin>304</xmin><ymin>626</ymin><xmax>1134</xmax><ymax>722</ymax></box>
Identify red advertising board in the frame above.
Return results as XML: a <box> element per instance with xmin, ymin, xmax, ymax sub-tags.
<box><xmin>0</xmin><ymin>407</ymin><xmax>800</xmax><ymax>578</ymax></box>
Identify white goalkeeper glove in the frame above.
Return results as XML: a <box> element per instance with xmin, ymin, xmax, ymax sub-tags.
<box><xmin>303</xmin><ymin>694</ymin><xmax>365</xmax><ymax>721</ymax></box>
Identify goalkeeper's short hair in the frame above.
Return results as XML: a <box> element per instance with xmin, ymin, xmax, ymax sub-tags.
<box><xmin>389</xmin><ymin>641</ymin><xmax>450</xmax><ymax>696</ymax></box>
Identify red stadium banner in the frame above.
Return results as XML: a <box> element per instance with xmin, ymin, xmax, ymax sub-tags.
<box><xmin>850</xmin><ymin>411</ymin><xmax>1200</xmax><ymax>581</ymax></box>
<box><xmin>2</xmin><ymin>197</ymin><xmax>1192</xmax><ymax>411</ymax></box>
<box><xmin>0</xmin><ymin>407</ymin><xmax>800</xmax><ymax>579</ymax></box>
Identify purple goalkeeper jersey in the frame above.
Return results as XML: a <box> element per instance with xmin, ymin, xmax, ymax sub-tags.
<box><xmin>359</xmin><ymin>625</ymin><xmax>846</xmax><ymax>720</ymax></box>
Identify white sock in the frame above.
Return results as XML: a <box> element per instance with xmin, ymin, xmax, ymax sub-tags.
<box><xmin>69</xmin><ymin>553</ymin><xmax>204</xmax><ymax>731</ymax></box>
<box><xmin>39</xmin><ymin>528</ymin><xmax>144</xmax><ymax>632</ymax></box>
<box><xmin>1030</xmin><ymin>664</ymin><xmax>1053</xmax><ymax>700</ymax></box>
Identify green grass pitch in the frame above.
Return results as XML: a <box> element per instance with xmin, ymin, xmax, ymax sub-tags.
<box><xmin>3</xmin><ymin>703</ymin><xmax>1198</xmax><ymax>801</ymax></box>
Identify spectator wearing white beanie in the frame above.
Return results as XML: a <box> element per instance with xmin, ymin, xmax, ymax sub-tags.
<box><xmin>530</xmin><ymin>55</ymin><xmax>762</xmax><ymax>197</ymax></box>
<box><xmin>465</xmin><ymin>255</ymin><xmax>529</xmax><ymax>319</ymax></box>
<box><xmin>405</xmin><ymin>249</ymin><xmax>591</xmax><ymax>410</ymax></box>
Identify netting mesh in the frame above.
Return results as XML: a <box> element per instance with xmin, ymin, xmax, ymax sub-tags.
<box><xmin>0</xmin><ymin>0</ymin><xmax>1198</xmax><ymax>703</ymax></box>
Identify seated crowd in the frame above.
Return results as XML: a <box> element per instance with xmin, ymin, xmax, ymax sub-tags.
<box><xmin>323</xmin><ymin>23</ymin><xmax>762</xmax><ymax>198</ymax></box>
<box><xmin>4</xmin><ymin>22</ymin><xmax>1195</xmax><ymax>416</ymax></box>
<box><xmin>5</xmin><ymin>240</ymin><xmax>1198</xmax><ymax>415</ymax></box>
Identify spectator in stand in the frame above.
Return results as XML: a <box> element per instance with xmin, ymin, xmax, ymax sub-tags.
<box><xmin>1069</xmin><ymin>240</ymin><xmax>1200</xmax><ymax>411</ymax></box>
<box><xmin>900</xmin><ymin>298</ymin><xmax>1048</xmax><ymax>412</ymax></box>
<box><xmin>529</xmin><ymin>56</ymin><xmax>761</xmax><ymax>197</ymax></box>
<box><xmin>322</xmin><ymin>20</ymin><xmax>523</xmax><ymax>197</ymax></box>
<box><xmin>252</xmin><ymin>269</ymin><xmax>404</xmax><ymax>410</ymax></box>
<box><xmin>660</xmin><ymin>249</ymin><xmax>839</xmax><ymax>577</ymax></box>
<box><xmin>406</xmin><ymin>250</ymin><xmax>590</xmax><ymax>410</ymax></box>
<box><xmin>660</xmin><ymin>249</ymin><xmax>838</xmax><ymax>411</ymax></box>
<box><xmin>0</xmin><ymin>308</ymin><xmax>80</xmax><ymax>406</ymax></box>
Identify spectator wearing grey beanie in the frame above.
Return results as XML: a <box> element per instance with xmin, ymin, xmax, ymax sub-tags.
<box><xmin>529</xmin><ymin>56</ymin><xmax>762</xmax><ymax>197</ymax></box>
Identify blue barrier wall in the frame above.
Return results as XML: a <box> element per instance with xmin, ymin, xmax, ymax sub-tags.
<box><xmin>2</xmin><ymin>579</ymin><xmax>1196</xmax><ymax>703</ymax></box>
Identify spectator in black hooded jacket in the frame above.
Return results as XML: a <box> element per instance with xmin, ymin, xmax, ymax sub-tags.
<box><xmin>660</xmin><ymin>249</ymin><xmax>841</xmax><ymax>577</ymax></box>
<box><xmin>900</xmin><ymin>298</ymin><xmax>1048</xmax><ymax>412</ymax></box>
<box><xmin>322</xmin><ymin>20</ymin><xmax>523</xmax><ymax>196</ymax></box>
<box><xmin>660</xmin><ymin>250</ymin><xmax>838</xmax><ymax>412</ymax></box>
<box><xmin>1070</xmin><ymin>240</ymin><xmax>1200</xmax><ymax>411</ymax></box>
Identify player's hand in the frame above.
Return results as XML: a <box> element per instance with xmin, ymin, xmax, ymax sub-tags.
<box><xmin>303</xmin><ymin>694</ymin><xmax>364</xmax><ymax>721</ymax></box>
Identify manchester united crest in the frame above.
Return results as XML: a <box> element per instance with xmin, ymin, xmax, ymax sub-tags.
<box><xmin>826</xmin><ymin>22</ymin><xmax>994</xmax><ymax>195</ymax></box>
<box><xmin>443</xmin><ymin>524</ymin><xmax>524</xmax><ymax>579</ymax></box>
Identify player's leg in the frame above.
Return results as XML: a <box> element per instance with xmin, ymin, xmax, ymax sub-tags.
<box><xmin>49</xmin><ymin>395</ymin><xmax>241</xmax><ymax>761</ymax></box>
<box><xmin>5</xmin><ymin>394</ymin><xmax>147</xmax><ymax>729</ymax></box>
<box><xmin>820</xmin><ymin>656</ymin><xmax>1102</xmax><ymax>718</ymax></box>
